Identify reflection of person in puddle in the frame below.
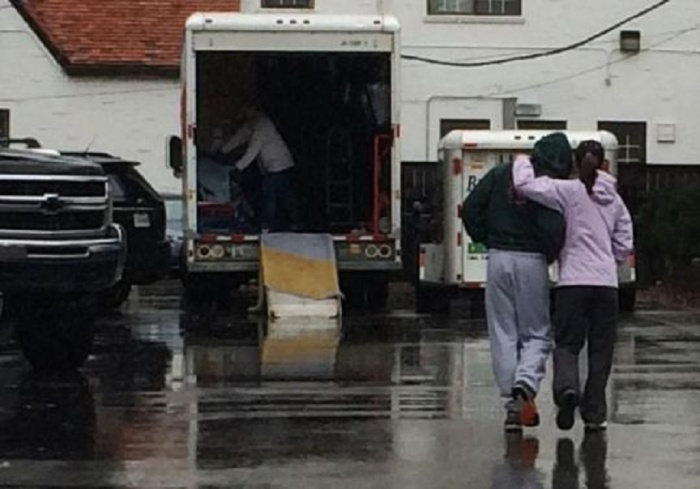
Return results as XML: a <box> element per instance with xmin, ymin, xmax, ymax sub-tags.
<box><xmin>552</xmin><ymin>435</ymin><xmax>610</xmax><ymax>489</ymax></box>
<box><xmin>491</xmin><ymin>433</ymin><xmax>544</xmax><ymax>489</ymax></box>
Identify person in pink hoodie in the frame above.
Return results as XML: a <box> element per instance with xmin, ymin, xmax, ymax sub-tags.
<box><xmin>512</xmin><ymin>138</ymin><xmax>634</xmax><ymax>433</ymax></box>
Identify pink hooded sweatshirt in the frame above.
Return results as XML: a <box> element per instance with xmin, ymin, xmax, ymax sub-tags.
<box><xmin>512</xmin><ymin>156</ymin><xmax>634</xmax><ymax>288</ymax></box>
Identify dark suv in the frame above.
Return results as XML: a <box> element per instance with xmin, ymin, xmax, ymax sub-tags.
<box><xmin>0</xmin><ymin>141</ymin><xmax>126</xmax><ymax>369</ymax></box>
<box><xmin>60</xmin><ymin>152</ymin><xmax>170</xmax><ymax>308</ymax></box>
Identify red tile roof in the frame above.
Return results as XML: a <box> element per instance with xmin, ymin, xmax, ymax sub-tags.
<box><xmin>11</xmin><ymin>0</ymin><xmax>240</xmax><ymax>76</ymax></box>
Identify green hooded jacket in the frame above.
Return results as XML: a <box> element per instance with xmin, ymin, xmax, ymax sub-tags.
<box><xmin>462</xmin><ymin>132</ymin><xmax>571</xmax><ymax>263</ymax></box>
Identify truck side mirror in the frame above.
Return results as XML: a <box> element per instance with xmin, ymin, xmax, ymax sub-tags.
<box><xmin>166</xmin><ymin>135</ymin><xmax>183</xmax><ymax>177</ymax></box>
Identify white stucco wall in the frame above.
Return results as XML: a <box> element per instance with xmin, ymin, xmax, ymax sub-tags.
<box><xmin>3</xmin><ymin>0</ymin><xmax>700</xmax><ymax>178</ymax></box>
<box><xmin>392</xmin><ymin>0</ymin><xmax>700</xmax><ymax>165</ymax></box>
<box><xmin>248</xmin><ymin>0</ymin><xmax>700</xmax><ymax>166</ymax></box>
<box><xmin>0</xmin><ymin>0</ymin><xmax>181</xmax><ymax>193</ymax></box>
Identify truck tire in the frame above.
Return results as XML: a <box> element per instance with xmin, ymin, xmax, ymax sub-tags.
<box><xmin>16</xmin><ymin>297</ymin><xmax>96</xmax><ymax>371</ymax></box>
<box><xmin>619</xmin><ymin>287</ymin><xmax>636</xmax><ymax>313</ymax></box>
<box><xmin>98</xmin><ymin>280</ymin><xmax>133</xmax><ymax>310</ymax></box>
<box><xmin>181</xmin><ymin>273</ymin><xmax>239</xmax><ymax>313</ymax></box>
<box><xmin>365</xmin><ymin>276</ymin><xmax>389</xmax><ymax>312</ymax></box>
<box><xmin>416</xmin><ymin>284</ymin><xmax>449</xmax><ymax>314</ymax></box>
<box><xmin>341</xmin><ymin>274</ymin><xmax>389</xmax><ymax>312</ymax></box>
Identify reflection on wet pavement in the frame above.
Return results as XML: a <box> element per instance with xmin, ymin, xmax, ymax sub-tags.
<box><xmin>0</xmin><ymin>283</ymin><xmax>699</xmax><ymax>488</ymax></box>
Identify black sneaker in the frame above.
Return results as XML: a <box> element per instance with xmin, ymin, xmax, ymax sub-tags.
<box><xmin>504</xmin><ymin>405</ymin><xmax>523</xmax><ymax>432</ymax></box>
<box><xmin>556</xmin><ymin>391</ymin><xmax>578</xmax><ymax>431</ymax></box>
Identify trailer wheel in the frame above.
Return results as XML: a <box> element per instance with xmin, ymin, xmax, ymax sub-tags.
<box><xmin>619</xmin><ymin>287</ymin><xmax>636</xmax><ymax>313</ymax></box>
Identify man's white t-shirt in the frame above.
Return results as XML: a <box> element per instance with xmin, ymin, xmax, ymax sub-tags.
<box><xmin>221</xmin><ymin>113</ymin><xmax>295</xmax><ymax>174</ymax></box>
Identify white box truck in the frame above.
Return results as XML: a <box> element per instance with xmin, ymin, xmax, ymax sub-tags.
<box><xmin>167</xmin><ymin>12</ymin><xmax>402</xmax><ymax>310</ymax></box>
<box><xmin>416</xmin><ymin>130</ymin><xmax>637</xmax><ymax>313</ymax></box>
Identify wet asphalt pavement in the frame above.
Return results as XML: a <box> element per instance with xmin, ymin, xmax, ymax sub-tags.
<box><xmin>0</xmin><ymin>282</ymin><xmax>699</xmax><ymax>488</ymax></box>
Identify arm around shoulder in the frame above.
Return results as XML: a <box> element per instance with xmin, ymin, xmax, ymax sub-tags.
<box><xmin>512</xmin><ymin>156</ymin><xmax>568</xmax><ymax>212</ymax></box>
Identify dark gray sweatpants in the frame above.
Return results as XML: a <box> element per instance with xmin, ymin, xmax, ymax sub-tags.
<box><xmin>553</xmin><ymin>286</ymin><xmax>618</xmax><ymax>424</ymax></box>
<box><xmin>485</xmin><ymin>249</ymin><xmax>552</xmax><ymax>406</ymax></box>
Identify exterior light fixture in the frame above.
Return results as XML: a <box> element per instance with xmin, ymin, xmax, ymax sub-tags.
<box><xmin>620</xmin><ymin>30</ymin><xmax>641</xmax><ymax>53</ymax></box>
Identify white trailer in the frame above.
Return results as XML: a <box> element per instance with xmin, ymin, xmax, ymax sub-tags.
<box><xmin>167</xmin><ymin>13</ymin><xmax>402</xmax><ymax>309</ymax></box>
<box><xmin>417</xmin><ymin>130</ymin><xmax>637</xmax><ymax>313</ymax></box>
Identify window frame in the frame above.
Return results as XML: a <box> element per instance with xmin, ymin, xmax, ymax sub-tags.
<box><xmin>427</xmin><ymin>0</ymin><xmax>522</xmax><ymax>17</ymax></box>
<box><xmin>261</xmin><ymin>0</ymin><xmax>315</xmax><ymax>9</ymax></box>
<box><xmin>597</xmin><ymin>121</ymin><xmax>647</xmax><ymax>166</ymax></box>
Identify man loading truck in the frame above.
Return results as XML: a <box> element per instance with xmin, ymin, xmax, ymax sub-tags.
<box><xmin>217</xmin><ymin>107</ymin><xmax>300</xmax><ymax>233</ymax></box>
<box><xmin>168</xmin><ymin>12</ymin><xmax>402</xmax><ymax>311</ymax></box>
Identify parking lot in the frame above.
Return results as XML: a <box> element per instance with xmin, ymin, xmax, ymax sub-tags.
<box><xmin>0</xmin><ymin>282</ymin><xmax>699</xmax><ymax>488</ymax></box>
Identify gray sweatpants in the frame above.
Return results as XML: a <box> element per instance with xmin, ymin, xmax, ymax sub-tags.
<box><xmin>485</xmin><ymin>249</ymin><xmax>552</xmax><ymax>406</ymax></box>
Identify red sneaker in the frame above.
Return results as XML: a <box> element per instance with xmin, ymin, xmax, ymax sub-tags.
<box><xmin>520</xmin><ymin>398</ymin><xmax>540</xmax><ymax>427</ymax></box>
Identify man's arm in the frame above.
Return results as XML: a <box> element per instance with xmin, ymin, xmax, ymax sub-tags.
<box><xmin>512</xmin><ymin>155</ymin><xmax>569</xmax><ymax>213</ymax></box>
<box><xmin>462</xmin><ymin>168</ymin><xmax>496</xmax><ymax>245</ymax></box>
<box><xmin>232</xmin><ymin>127</ymin><xmax>263</xmax><ymax>172</ymax></box>
<box><xmin>221</xmin><ymin>124</ymin><xmax>252</xmax><ymax>155</ymax></box>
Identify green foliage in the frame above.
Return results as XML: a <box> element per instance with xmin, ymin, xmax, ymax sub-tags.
<box><xmin>639</xmin><ymin>183</ymin><xmax>700</xmax><ymax>270</ymax></box>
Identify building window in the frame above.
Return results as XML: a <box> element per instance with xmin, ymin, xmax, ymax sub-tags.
<box><xmin>598</xmin><ymin>121</ymin><xmax>647</xmax><ymax>165</ymax></box>
<box><xmin>598</xmin><ymin>121</ymin><xmax>647</xmax><ymax>215</ymax></box>
<box><xmin>428</xmin><ymin>0</ymin><xmax>522</xmax><ymax>16</ymax></box>
<box><xmin>517</xmin><ymin>120</ymin><xmax>567</xmax><ymax>131</ymax></box>
<box><xmin>261</xmin><ymin>0</ymin><xmax>314</xmax><ymax>8</ymax></box>
<box><xmin>440</xmin><ymin>119</ymin><xmax>491</xmax><ymax>137</ymax></box>
<box><xmin>0</xmin><ymin>109</ymin><xmax>9</xmax><ymax>140</ymax></box>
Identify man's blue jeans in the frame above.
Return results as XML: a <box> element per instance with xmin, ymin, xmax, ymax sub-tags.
<box><xmin>262</xmin><ymin>168</ymin><xmax>300</xmax><ymax>232</ymax></box>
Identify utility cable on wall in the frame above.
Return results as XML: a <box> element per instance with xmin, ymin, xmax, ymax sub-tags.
<box><xmin>402</xmin><ymin>0</ymin><xmax>672</xmax><ymax>68</ymax></box>
<box><xmin>481</xmin><ymin>22</ymin><xmax>700</xmax><ymax>98</ymax></box>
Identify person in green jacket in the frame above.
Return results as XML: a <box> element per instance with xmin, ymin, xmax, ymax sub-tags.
<box><xmin>462</xmin><ymin>132</ymin><xmax>571</xmax><ymax>432</ymax></box>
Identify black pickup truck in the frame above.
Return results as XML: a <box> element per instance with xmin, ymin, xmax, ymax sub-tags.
<box><xmin>59</xmin><ymin>151</ymin><xmax>170</xmax><ymax>308</ymax></box>
<box><xmin>0</xmin><ymin>142</ymin><xmax>126</xmax><ymax>370</ymax></box>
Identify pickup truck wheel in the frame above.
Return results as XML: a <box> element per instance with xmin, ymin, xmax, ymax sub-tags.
<box><xmin>99</xmin><ymin>281</ymin><xmax>133</xmax><ymax>309</ymax></box>
<box><xmin>16</xmin><ymin>298</ymin><xmax>96</xmax><ymax>372</ymax></box>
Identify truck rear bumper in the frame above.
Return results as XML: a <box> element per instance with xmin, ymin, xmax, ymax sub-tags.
<box><xmin>187</xmin><ymin>260</ymin><xmax>402</xmax><ymax>273</ymax></box>
<box><xmin>0</xmin><ymin>224</ymin><xmax>126</xmax><ymax>294</ymax></box>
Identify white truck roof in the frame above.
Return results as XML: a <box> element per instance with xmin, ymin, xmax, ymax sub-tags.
<box><xmin>439</xmin><ymin>130</ymin><xmax>618</xmax><ymax>151</ymax></box>
<box><xmin>186</xmin><ymin>13</ymin><xmax>400</xmax><ymax>33</ymax></box>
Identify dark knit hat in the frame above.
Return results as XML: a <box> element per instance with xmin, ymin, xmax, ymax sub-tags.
<box><xmin>531</xmin><ymin>132</ymin><xmax>573</xmax><ymax>179</ymax></box>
